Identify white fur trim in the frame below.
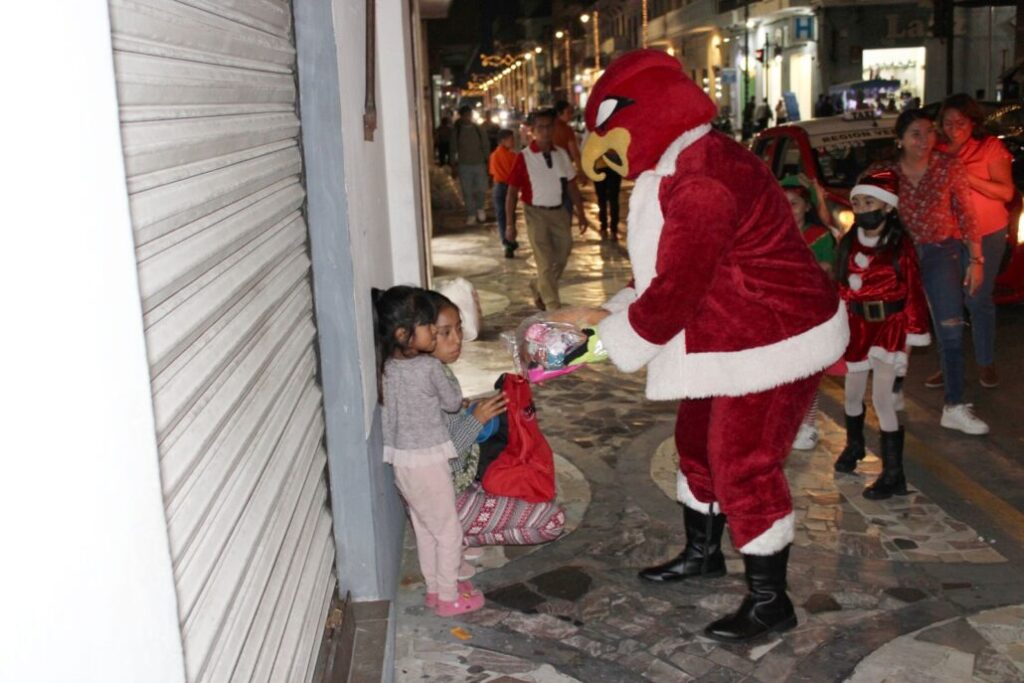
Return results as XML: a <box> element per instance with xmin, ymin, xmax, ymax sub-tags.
<box><xmin>851</xmin><ymin>184</ymin><xmax>898</xmax><ymax>208</ymax></box>
<box><xmin>906</xmin><ymin>332</ymin><xmax>931</xmax><ymax>347</ymax></box>
<box><xmin>597</xmin><ymin>308</ymin><xmax>661</xmax><ymax>373</ymax></box>
<box><xmin>602</xmin><ymin>286</ymin><xmax>638</xmax><ymax>314</ymax></box>
<box><xmin>868</xmin><ymin>347</ymin><xmax>910</xmax><ymax>376</ymax></box>
<box><xmin>853</xmin><ymin>252</ymin><xmax>871</xmax><ymax>268</ymax></box>
<box><xmin>845</xmin><ymin>358</ymin><xmax>871</xmax><ymax>372</ymax></box>
<box><xmin>676</xmin><ymin>471</ymin><xmax>718</xmax><ymax>514</ymax></box>
<box><xmin>849</xmin><ymin>273</ymin><xmax>863</xmax><ymax>291</ymax></box>
<box><xmin>856</xmin><ymin>228</ymin><xmax>881</xmax><ymax>247</ymax></box>
<box><xmin>738</xmin><ymin>512</ymin><xmax>795</xmax><ymax>555</ymax></box>
<box><xmin>644</xmin><ymin>302</ymin><xmax>850</xmax><ymax>400</ymax></box>
<box><xmin>654</xmin><ymin>123</ymin><xmax>713</xmax><ymax>175</ymax></box>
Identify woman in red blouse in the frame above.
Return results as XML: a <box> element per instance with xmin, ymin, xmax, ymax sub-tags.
<box><xmin>935</xmin><ymin>94</ymin><xmax>1015</xmax><ymax>389</ymax></box>
<box><xmin>880</xmin><ymin>109</ymin><xmax>989</xmax><ymax>435</ymax></box>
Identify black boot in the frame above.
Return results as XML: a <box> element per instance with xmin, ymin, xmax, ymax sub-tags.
<box><xmin>834</xmin><ymin>409</ymin><xmax>866</xmax><ymax>473</ymax></box>
<box><xmin>638</xmin><ymin>506</ymin><xmax>726</xmax><ymax>583</ymax></box>
<box><xmin>863</xmin><ymin>427</ymin><xmax>909</xmax><ymax>500</ymax></box>
<box><xmin>703</xmin><ymin>546</ymin><xmax>797</xmax><ymax>643</ymax></box>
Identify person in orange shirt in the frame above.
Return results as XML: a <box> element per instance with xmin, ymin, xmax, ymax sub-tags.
<box><xmin>553</xmin><ymin>101</ymin><xmax>582</xmax><ymax>172</ymax></box>
<box><xmin>489</xmin><ymin>129</ymin><xmax>520</xmax><ymax>258</ymax></box>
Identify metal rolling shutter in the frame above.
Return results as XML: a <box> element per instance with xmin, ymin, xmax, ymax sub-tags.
<box><xmin>107</xmin><ymin>1</ymin><xmax>336</xmax><ymax>681</ymax></box>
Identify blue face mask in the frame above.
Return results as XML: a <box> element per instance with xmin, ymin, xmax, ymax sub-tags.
<box><xmin>854</xmin><ymin>209</ymin><xmax>886</xmax><ymax>230</ymax></box>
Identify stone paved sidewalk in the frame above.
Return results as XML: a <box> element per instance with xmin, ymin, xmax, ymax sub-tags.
<box><xmin>394</xmin><ymin>203</ymin><xmax>1024</xmax><ymax>682</ymax></box>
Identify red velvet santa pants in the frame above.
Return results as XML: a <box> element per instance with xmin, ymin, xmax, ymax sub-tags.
<box><xmin>675</xmin><ymin>373</ymin><xmax>820</xmax><ymax>554</ymax></box>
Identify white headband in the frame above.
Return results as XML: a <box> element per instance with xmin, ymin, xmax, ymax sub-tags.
<box><xmin>851</xmin><ymin>184</ymin><xmax>898</xmax><ymax>208</ymax></box>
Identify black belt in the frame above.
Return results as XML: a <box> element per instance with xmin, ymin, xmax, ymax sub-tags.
<box><xmin>529</xmin><ymin>204</ymin><xmax>564</xmax><ymax>210</ymax></box>
<box><xmin>851</xmin><ymin>299</ymin><xmax>905</xmax><ymax>322</ymax></box>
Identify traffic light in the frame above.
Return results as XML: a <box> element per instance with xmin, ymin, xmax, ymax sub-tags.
<box><xmin>755</xmin><ymin>48</ymin><xmax>765</xmax><ymax>64</ymax></box>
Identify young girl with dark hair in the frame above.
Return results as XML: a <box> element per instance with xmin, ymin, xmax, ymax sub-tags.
<box><xmin>832</xmin><ymin>170</ymin><xmax>931</xmax><ymax>499</ymax></box>
<box><xmin>372</xmin><ymin>285</ymin><xmax>485</xmax><ymax>616</ymax></box>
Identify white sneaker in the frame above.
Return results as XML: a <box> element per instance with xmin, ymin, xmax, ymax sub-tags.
<box><xmin>941</xmin><ymin>404</ymin><xmax>989</xmax><ymax>435</ymax></box>
<box><xmin>792</xmin><ymin>423</ymin><xmax>819</xmax><ymax>450</ymax></box>
<box><xmin>465</xmin><ymin>215</ymin><xmax>476</xmax><ymax>226</ymax></box>
<box><xmin>476</xmin><ymin>209</ymin><xmax>486</xmax><ymax>223</ymax></box>
<box><xmin>894</xmin><ymin>390</ymin><xmax>905</xmax><ymax>412</ymax></box>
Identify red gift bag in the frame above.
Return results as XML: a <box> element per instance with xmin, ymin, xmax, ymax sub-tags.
<box><xmin>481</xmin><ymin>374</ymin><xmax>556</xmax><ymax>503</ymax></box>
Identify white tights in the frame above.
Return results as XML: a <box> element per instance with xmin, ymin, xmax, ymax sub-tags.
<box><xmin>844</xmin><ymin>360</ymin><xmax>900</xmax><ymax>432</ymax></box>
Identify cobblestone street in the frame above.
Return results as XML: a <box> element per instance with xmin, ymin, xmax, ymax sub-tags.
<box><xmin>394</xmin><ymin>190</ymin><xmax>1024</xmax><ymax>682</ymax></box>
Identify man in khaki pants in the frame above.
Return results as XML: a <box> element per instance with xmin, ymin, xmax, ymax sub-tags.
<box><xmin>505</xmin><ymin>108</ymin><xmax>589</xmax><ymax>309</ymax></box>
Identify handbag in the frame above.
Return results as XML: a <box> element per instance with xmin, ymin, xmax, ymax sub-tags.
<box><xmin>481</xmin><ymin>374</ymin><xmax>556</xmax><ymax>503</ymax></box>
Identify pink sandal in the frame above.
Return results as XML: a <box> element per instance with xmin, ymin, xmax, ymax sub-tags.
<box><xmin>434</xmin><ymin>590</ymin><xmax>485</xmax><ymax>617</ymax></box>
<box><xmin>424</xmin><ymin>580</ymin><xmax>477</xmax><ymax>608</ymax></box>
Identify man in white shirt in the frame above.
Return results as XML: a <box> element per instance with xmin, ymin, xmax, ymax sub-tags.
<box><xmin>505</xmin><ymin>109</ymin><xmax>590</xmax><ymax>309</ymax></box>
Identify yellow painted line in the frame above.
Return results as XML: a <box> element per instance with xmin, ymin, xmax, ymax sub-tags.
<box><xmin>819</xmin><ymin>379</ymin><xmax>1024</xmax><ymax>546</ymax></box>
<box><xmin>902</xmin><ymin>435</ymin><xmax>1024</xmax><ymax>546</ymax></box>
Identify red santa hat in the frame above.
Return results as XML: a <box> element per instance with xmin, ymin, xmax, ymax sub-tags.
<box><xmin>851</xmin><ymin>169</ymin><xmax>898</xmax><ymax>208</ymax></box>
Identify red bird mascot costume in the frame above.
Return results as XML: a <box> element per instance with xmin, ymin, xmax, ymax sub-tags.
<box><xmin>580</xmin><ymin>51</ymin><xmax>848</xmax><ymax>642</ymax></box>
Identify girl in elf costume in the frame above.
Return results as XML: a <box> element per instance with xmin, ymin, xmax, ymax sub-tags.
<box><xmin>833</xmin><ymin>169</ymin><xmax>931</xmax><ymax>499</ymax></box>
<box><xmin>781</xmin><ymin>174</ymin><xmax>837</xmax><ymax>451</ymax></box>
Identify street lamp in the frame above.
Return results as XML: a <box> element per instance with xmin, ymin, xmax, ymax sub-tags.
<box><xmin>580</xmin><ymin>13</ymin><xmax>590</xmax><ymax>23</ymax></box>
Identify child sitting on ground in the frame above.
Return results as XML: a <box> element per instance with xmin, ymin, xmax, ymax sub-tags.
<box><xmin>427</xmin><ymin>290</ymin><xmax>566</xmax><ymax>550</ymax></box>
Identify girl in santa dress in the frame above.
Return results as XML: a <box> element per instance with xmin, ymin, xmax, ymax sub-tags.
<box><xmin>832</xmin><ymin>169</ymin><xmax>931</xmax><ymax>499</ymax></box>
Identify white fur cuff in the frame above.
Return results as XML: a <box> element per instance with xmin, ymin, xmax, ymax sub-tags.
<box><xmin>602</xmin><ymin>287</ymin><xmax>638</xmax><ymax>314</ymax></box>
<box><xmin>906</xmin><ymin>332</ymin><xmax>931</xmax><ymax>347</ymax></box>
<box><xmin>676</xmin><ymin>471</ymin><xmax>718</xmax><ymax>514</ymax></box>
<box><xmin>738</xmin><ymin>512</ymin><xmax>795</xmax><ymax>555</ymax></box>
<box><xmin>597</xmin><ymin>308</ymin><xmax>662</xmax><ymax>373</ymax></box>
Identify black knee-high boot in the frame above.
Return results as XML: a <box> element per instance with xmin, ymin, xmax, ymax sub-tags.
<box><xmin>703</xmin><ymin>546</ymin><xmax>797</xmax><ymax>642</ymax></box>
<box><xmin>863</xmin><ymin>427</ymin><xmax>909</xmax><ymax>500</ymax></box>
<box><xmin>834</xmin><ymin>409</ymin><xmax>866</xmax><ymax>473</ymax></box>
<box><xmin>638</xmin><ymin>506</ymin><xmax>726</xmax><ymax>583</ymax></box>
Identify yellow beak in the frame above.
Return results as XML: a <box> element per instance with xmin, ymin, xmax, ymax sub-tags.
<box><xmin>582</xmin><ymin>127</ymin><xmax>631</xmax><ymax>181</ymax></box>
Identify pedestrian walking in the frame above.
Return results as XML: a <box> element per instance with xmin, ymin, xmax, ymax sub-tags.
<box><xmin>878</xmin><ymin>109</ymin><xmax>990</xmax><ymax>435</ymax></box>
<box><xmin>552</xmin><ymin>100</ymin><xmax>582</xmax><ymax>171</ymax></box>
<box><xmin>775</xmin><ymin>99</ymin><xmax>788</xmax><ymax>125</ymax></box>
<box><xmin>755</xmin><ymin>97</ymin><xmax>772</xmax><ymax>131</ymax></box>
<box><xmin>504</xmin><ymin>108</ymin><xmax>590</xmax><ymax>310</ymax></box>
<box><xmin>452</xmin><ymin>105</ymin><xmax>490</xmax><ymax>225</ymax></box>
<box><xmin>488</xmin><ymin>129</ymin><xmax>520</xmax><ymax>258</ymax></box>
<box><xmin>594</xmin><ymin>158</ymin><xmax>622</xmax><ymax>239</ymax></box>
<box><xmin>373</xmin><ymin>286</ymin><xmax>485</xmax><ymax>617</ymax></box>
<box><xmin>831</xmin><ymin>170</ymin><xmax>931</xmax><ymax>499</ymax></box>
<box><xmin>934</xmin><ymin>94</ymin><xmax>1014</xmax><ymax>389</ymax></box>
<box><xmin>741</xmin><ymin>96</ymin><xmax>755</xmax><ymax>140</ymax></box>
<box><xmin>435</xmin><ymin>116</ymin><xmax>452</xmax><ymax>166</ymax></box>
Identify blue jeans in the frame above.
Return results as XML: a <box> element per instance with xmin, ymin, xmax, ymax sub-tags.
<box><xmin>916</xmin><ymin>238</ymin><xmax>967</xmax><ymax>405</ymax></box>
<box><xmin>492</xmin><ymin>182</ymin><xmax>511</xmax><ymax>246</ymax></box>
<box><xmin>458</xmin><ymin>163</ymin><xmax>488</xmax><ymax>216</ymax></box>
<box><xmin>964</xmin><ymin>228</ymin><xmax>1007</xmax><ymax>367</ymax></box>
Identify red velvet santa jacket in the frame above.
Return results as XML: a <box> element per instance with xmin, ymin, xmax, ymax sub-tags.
<box><xmin>598</xmin><ymin>125</ymin><xmax>848</xmax><ymax>399</ymax></box>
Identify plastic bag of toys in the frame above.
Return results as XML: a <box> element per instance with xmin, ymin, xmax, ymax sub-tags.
<box><xmin>502</xmin><ymin>308</ymin><xmax>608</xmax><ymax>383</ymax></box>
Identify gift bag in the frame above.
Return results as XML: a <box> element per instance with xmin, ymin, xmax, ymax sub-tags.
<box><xmin>438</xmin><ymin>277</ymin><xmax>483</xmax><ymax>341</ymax></box>
<box><xmin>481</xmin><ymin>373</ymin><xmax>555</xmax><ymax>503</ymax></box>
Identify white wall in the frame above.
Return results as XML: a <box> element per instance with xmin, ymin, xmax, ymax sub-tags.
<box><xmin>331</xmin><ymin>0</ymin><xmax>427</xmax><ymax>429</ymax></box>
<box><xmin>379</xmin><ymin>0</ymin><xmax>429</xmax><ymax>286</ymax></box>
<box><xmin>0</xmin><ymin>3</ymin><xmax>185</xmax><ymax>682</ymax></box>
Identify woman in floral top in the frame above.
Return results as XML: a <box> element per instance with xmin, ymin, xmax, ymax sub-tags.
<box><xmin>878</xmin><ymin>109</ymin><xmax>989</xmax><ymax>435</ymax></box>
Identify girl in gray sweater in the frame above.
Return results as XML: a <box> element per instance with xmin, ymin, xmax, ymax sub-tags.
<box><xmin>373</xmin><ymin>286</ymin><xmax>485</xmax><ymax>617</ymax></box>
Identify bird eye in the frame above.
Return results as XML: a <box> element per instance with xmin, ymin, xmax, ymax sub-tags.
<box><xmin>595</xmin><ymin>96</ymin><xmax>635</xmax><ymax>129</ymax></box>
